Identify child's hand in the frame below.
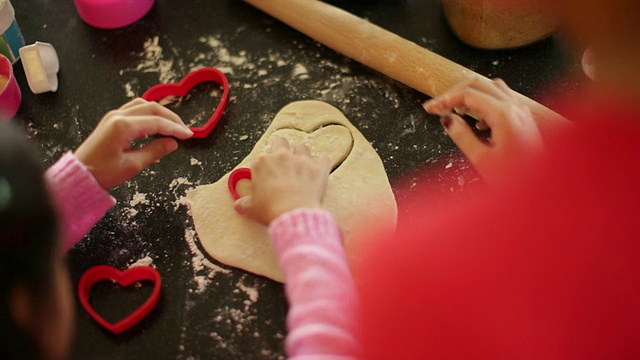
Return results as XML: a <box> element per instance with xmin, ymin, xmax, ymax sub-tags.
<box><xmin>75</xmin><ymin>98</ymin><xmax>193</xmax><ymax>190</ymax></box>
<box><xmin>423</xmin><ymin>77</ymin><xmax>543</xmax><ymax>186</ymax></box>
<box><xmin>234</xmin><ymin>137</ymin><xmax>332</xmax><ymax>226</ymax></box>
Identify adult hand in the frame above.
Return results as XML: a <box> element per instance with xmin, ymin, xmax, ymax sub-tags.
<box><xmin>234</xmin><ymin>137</ymin><xmax>332</xmax><ymax>226</ymax></box>
<box><xmin>423</xmin><ymin>77</ymin><xmax>543</xmax><ymax>186</ymax></box>
<box><xmin>75</xmin><ymin>98</ymin><xmax>193</xmax><ymax>190</ymax></box>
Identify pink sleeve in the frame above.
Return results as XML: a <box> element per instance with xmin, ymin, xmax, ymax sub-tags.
<box><xmin>45</xmin><ymin>152</ymin><xmax>115</xmax><ymax>253</ymax></box>
<box><xmin>269</xmin><ymin>209</ymin><xmax>360</xmax><ymax>360</ymax></box>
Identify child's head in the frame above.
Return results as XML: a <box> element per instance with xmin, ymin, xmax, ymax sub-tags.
<box><xmin>0</xmin><ymin>123</ymin><xmax>74</xmax><ymax>360</ymax></box>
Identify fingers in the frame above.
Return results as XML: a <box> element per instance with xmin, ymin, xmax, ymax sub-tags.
<box><xmin>122</xmin><ymin>116</ymin><xmax>193</xmax><ymax>142</ymax></box>
<box><xmin>423</xmin><ymin>77</ymin><xmax>513</xmax><ymax>115</ymax></box>
<box><xmin>318</xmin><ymin>155</ymin><xmax>332</xmax><ymax>174</ymax></box>
<box><xmin>121</xmin><ymin>99</ymin><xmax>187</xmax><ymax>128</ymax></box>
<box><xmin>271</xmin><ymin>136</ymin><xmax>291</xmax><ymax>153</ymax></box>
<box><xmin>233</xmin><ymin>196</ymin><xmax>254</xmax><ymax>217</ymax></box>
<box><xmin>441</xmin><ymin>114</ymin><xmax>487</xmax><ymax>165</ymax></box>
<box><xmin>492</xmin><ymin>78</ymin><xmax>515</xmax><ymax>99</ymax></box>
<box><xmin>476</xmin><ymin>121</ymin><xmax>490</xmax><ymax>130</ymax></box>
<box><xmin>119</xmin><ymin>98</ymin><xmax>148</xmax><ymax>110</ymax></box>
<box><xmin>293</xmin><ymin>143</ymin><xmax>311</xmax><ymax>157</ymax></box>
<box><xmin>424</xmin><ymin>87</ymin><xmax>506</xmax><ymax>129</ymax></box>
<box><xmin>126</xmin><ymin>137</ymin><xmax>178</xmax><ymax>173</ymax></box>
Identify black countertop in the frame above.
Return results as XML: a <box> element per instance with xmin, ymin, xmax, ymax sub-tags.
<box><xmin>12</xmin><ymin>0</ymin><xmax>580</xmax><ymax>358</ymax></box>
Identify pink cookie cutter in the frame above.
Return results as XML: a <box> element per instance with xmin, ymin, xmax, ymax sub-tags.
<box><xmin>228</xmin><ymin>168</ymin><xmax>252</xmax><ymax>200</ymax></box>
<box><xmin>142</xmin><ymin>67</ymin><xmax>230</xmax><ymax>139</ymax></box>
<box><xmin>0</xmin><ymin>54</ymin><xmax>21</xmax><ymax>120</ymax></box>
<box><xmin>73</xmin><ymin>0</ymin><xmax>155</xmax><ymax>29</ymax></box>
<box><xmin>78</xmin><ymin>265</ymin><xmax>161</xmax><ymax>335</ymax></box>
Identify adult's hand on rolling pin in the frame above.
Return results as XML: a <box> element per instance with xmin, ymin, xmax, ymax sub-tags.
<box><xmin>423</xmin><ymin>77</ymin><xmax>543</xmax><ymax>187</ymax></box>
<box><xmin>234</xmin><ymin>137</ymin><xmax>332</xmax><ymax>226</ymax></box>
<box><xmin>75</xmin><ymin>98</ymin><xmax>193</xmax><ymax>190</ymax></box>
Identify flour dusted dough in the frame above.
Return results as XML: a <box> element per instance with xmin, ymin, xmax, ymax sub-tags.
<box><xmin>186</xmin><ymin>101</ymin><xmax>397</xmax><ymax>282</ymax></box>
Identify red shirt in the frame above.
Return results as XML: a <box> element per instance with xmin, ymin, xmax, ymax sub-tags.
<box><xmin>359</xmin><ymin>104</ymin><xmax>640</xmax><ymax>359</ymax></box>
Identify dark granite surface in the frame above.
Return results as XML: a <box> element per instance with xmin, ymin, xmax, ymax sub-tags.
<box><xmin>12</xmin><ymin>0</ymin><xmax>580</xmax><ymax>358</ymax></box>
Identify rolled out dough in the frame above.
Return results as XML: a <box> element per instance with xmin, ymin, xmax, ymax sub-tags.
<box><xmin>186</xmin><ymin>101</ymin><xmax>397</xmax><ymax>282</ymax></box>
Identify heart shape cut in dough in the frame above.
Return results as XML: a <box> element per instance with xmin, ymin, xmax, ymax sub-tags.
<box><xmin>269</xmin><ymin>125</ymin><xmax>354</xmax><ymax>170</ymax></box>
<box><xmin>186</xmin><ymin>101</ymin><xmax>397</xmax><ymax>282</ymax></box>
<box><xmin>77</xmin><ymin>265</ymin><xmax>161</xmax><ymax>334</ymax></box>
<box><xmin>230</xmin><ymin>125</ymin><xmax>353</xmax><ymax>199</ymax></box>
<box><xmin>142</xmin><ymin>67</ymin><xmax>229</xmax><ymax>139</ymax></box>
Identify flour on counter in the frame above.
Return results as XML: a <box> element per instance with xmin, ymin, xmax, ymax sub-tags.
<box><xmin>236</xmin><ymin>281</ymin><xmax>259</xmax><ymax>303</ymax></box>
<box><xmin>292</xmin><ymin>64</ymin><xmax>309</xmax><ymax>79</ymax></box>
<box><xmin>209</xmin><ymin>332</ymin><xmax>229</xmax><ymax>349</ymax></box>
<box><xmin>124</xmin><ymin>83</ymin><xmax>135</xmax><ymax>98</ymax></box>
<box><xmin>172</xmin><ymin>195</ymin><xmax>191</xmax><ymax>212</ymax></box>
<box><xmin>185</xmin><ymin>228</ymin><xmax>231</xmax><ymax>276</ymax></box>
<box><xmin>130</xmin><ymin>255</ymin><xmax>154</xmax><ymax>268</ymax></box>
<box><xmin>193</xmin><ymin>275</ymin><xmax>211</xmax><ymax>294</ymax></box>
<box><xmin>124</xmin><ymin>208</ymin><xmax>139</xmax><ymax>217</ymax></box>
<box><xmin>130</xmin><ymin>192</ymin><xmax>150</xmax><ymax>207</ymax></box>
<box><xmin>169</xmin><ymin>177</ymin><xmax>193</xmax><ymax>189</ymax></box>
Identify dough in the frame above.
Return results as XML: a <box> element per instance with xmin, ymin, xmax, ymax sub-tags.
<box><xmin>186</xmin><ymin>101</ymin><xmax>397</xmax><ymax>282</ymax></box>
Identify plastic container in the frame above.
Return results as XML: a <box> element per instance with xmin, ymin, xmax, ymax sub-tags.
<box><xmin>73</xmin><ymin>0</ymin><xmax>155</xmax><ymax>30</ymax></box>
<box><xmin>443</xmin><ymin>0</ymin><xmax>559</xmax><ymax>49</ymax></box>
<box><xmin>0</xmin><ymin>54</ymin><xmax>21</xmax><ymax>120</ymax></box>
<box><xmin>19</xmin><ymin>42</ymin><xmax>60</xmax><ymax>94</ymax></box>
<box><xmin>0</xmin><ymin>0</ymin><xmax>25</xmax><ymax>63</ymax></box>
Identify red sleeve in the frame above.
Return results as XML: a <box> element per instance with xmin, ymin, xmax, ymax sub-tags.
<box><xmin>358</xmin><ymin>107</ymin><xmax>640</xmax><ymax>359</ymax></box>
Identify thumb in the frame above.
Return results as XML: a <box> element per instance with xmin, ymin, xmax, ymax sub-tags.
<box><xmin>128</xmin><ymin>137</ymin><xmax>178</xmax><ymax>170</ymax></box>
<box><xmin>441</xmin><ymin>114</ymin><xmax>487</xmax><ymax>164</ymax></box>
<box><xmin>233</xmin><ymin>196</ymin><xmax>254</xmax><ymax>216</ymax></box>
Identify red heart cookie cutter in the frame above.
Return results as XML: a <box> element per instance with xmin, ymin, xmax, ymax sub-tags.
<box><xmin>228</xmin><ymin>167</ymin><xmax>252</xmax><ymax>200</ymax></box>
<box><xmin>141</xmin><ymin>67</ymin><xmax>230</xmax><ymax>139</ymax></box>
<box><xmin>78</xmin><ymin>265</ymin><xmax>161</xmax><ymax>334</ymax></box>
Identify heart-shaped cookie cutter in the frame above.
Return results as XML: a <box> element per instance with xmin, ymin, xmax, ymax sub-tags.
<box><xmin>142</xmin><ymin>67</ymin><xmax>230</xmax><ymax>139</ymax></box>
<box><xmin>228</xmin><ymin>167</ymin><xmax>252</xmax><ymax>200</ymax></box>
<box><xmin>78</xmin><ymin>265</ymin><xmax>161</xmax><ymax>334</ymax></box>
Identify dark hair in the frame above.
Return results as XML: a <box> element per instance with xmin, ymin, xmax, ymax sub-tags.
<box><xmin>0</xmin><ymin>122</ymin><xmax>58</xmax><ymax>359</ymax></box>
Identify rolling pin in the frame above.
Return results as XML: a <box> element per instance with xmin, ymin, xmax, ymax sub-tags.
<box><xmin>244</xmin><ymin>0</ymin><xmax>569</xmax><ymax>132</ymax></box>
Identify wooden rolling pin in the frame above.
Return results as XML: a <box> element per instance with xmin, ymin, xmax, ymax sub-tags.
<box><xmin>244</xmin><ymin>0</ymin><xmax>569</xmax><ymax>132</ymax></box>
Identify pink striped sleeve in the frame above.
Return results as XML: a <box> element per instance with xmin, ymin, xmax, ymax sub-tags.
<box><xmin>269</xmin><ymin>208</ymin><xmax>360</xmax><ymax>360</ymax></box>
<box><xmin>45</xmin><ymin>152</ymin><xmax>115</xmax><ymax>253</ymax></box>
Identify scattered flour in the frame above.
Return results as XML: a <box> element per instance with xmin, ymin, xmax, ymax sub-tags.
<box><xmin>130</xmin><ymin>193</ymin><xmax>150</xmax><ymax>207</ymax></box>
<box><xmin>292</xmin><ymin>64</ymin><xmax>309</xmax><ymax>79</ymax></box>
<box><xmin>197</xmin><ymin>35</ymin><xmax>249</xmax><ymax>74</ymax></box>
<box><xmin>130</xmin><ymin>255</ymin><xmax>154</xmax><ymax>268</ymax></box>
<box><xmin>385</xmin><ymin>52</ymin><xmax>397</xmax><ymax>63</ymax></box>
<box><xmin>190</xmin><ymin>157</ymin><xmax>203</xmax><ymax>166</ymax></box>
<box><xmin>209</xmin><ymin>332</ymin><xmax>228</xmax><ymax>349</ymax></box>
<box><xmin>185</xmin><ymin>228</ymin><xmax>231</xmax><ymax>276</ymax></box>
<box><xmin>169</xmin><ymin>177</ymin><xmax>193</xmax><ymax>189</ymax></box>
<box><xmin>124</xmin><ymin>208</ymin><xmax>139</xmax><ymax>217</ymax></box>
<box><xmin>172</xmin><ymin>195</ymin><xmax>191</xmax><ymax>212</ymax></box>
<box><xmin>135</xmin><ymin>36</ymin><xmax>178</xmax><ymax>83</ymax></box>
<box><xmin>236</xmin><ymin>281</ymin><xmax>259</xmax><ymax>303</ymax></box>
<box><xmin>159</xmin><ymin>96</ymin><xmax>179</xmax><ymax>106</ymax></box>
<box><xmin>193</xmin><ymin>275</ymin><xmax>211</xmax><ymax>294</ymax></box>
<box><xmin>124</xmin><ymin>83</ymin><xmax>135</xmax><ymax>98</ymax></box>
